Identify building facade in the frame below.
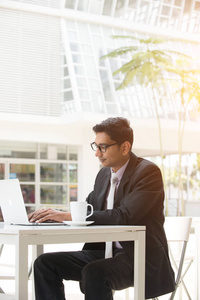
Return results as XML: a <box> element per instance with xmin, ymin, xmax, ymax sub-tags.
<box><xmin>0</xmin><ymin>0</ymin><xmax>200</xmax><ymax>216</ymax></box>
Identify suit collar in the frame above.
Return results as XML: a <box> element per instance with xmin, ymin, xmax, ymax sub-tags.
<box><xmin>114</xmin><ymin>152</ymin><xmax>138</xmax><ymax>206</ymax></box>
<box><xmin>123</xmin><ymin>152</ymin><xmax>138</xmax><ymax>177</ymax></box>
<box><xmin>96</xmin><ymin>169</ymin><xmax>110</xmax><ymax>210</ymax></box>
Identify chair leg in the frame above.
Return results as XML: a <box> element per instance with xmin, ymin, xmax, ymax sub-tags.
<box><xmin>0</xmin><ymin>245</ymin><xmax>4</xmax><ymax>294</ymax></box>
<box><xmin>169</xmin><ymin>287</ymin><xmax>178</xmax><ymax>300</ymax></box>
<box><xmin>179</xmin><ymin>278</ymin><xmax>192</xmax><ymax>300</ymax></box>
<box><xmin>0</xmin><ymin>244</ymin><xmax>4</xmax><ymax>256</ymax></box>
<box><xmin>28</xmin><ymin>265</ymin><xmax>32</xmax><ymax>279</ymax></box>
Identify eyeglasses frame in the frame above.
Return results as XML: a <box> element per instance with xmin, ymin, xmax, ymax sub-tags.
<box><xmin>90</xmin><ymin>142</ymin><xmax>118</xmax><ymax>153</ymax></box>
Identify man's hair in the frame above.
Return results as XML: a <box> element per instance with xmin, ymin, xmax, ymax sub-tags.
<box><xmin>93</xmin><ymin>117</ymin><xmax>134</xmax><ymax>147</ymax></box>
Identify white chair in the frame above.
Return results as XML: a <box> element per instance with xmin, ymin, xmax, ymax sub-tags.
<box><xmin>153</xmin><ymin>216</ymin><xmax>193</xmax><ymax>300</ymax></box>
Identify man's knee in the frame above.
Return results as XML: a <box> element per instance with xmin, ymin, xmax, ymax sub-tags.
<box><xmin>81</xmin><ymin>261</ymin><xmax>113</xmax><ymax>296</ymax></box>
<box><xmin>81</xmin><ymin>261</ymin><xmax>110</xmax><ymax>291</ymax></box>
<box><xmin>82</xmin><ymin>261</ymin><xmax>104</xmax><ymax>281</ymax></box>
<box><xmin>34</xmin><ymin>253</ymin><xmax>50</xmax><ymax>273</ymax></box>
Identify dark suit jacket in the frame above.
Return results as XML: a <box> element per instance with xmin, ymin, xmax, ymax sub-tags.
<box><xmin>85</xmin><ymin>152</ymin><xmax>175</xmax><ymax>299</ymax></box>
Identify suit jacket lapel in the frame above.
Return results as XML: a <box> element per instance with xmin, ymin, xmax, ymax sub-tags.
<box><xmin>114</xmin><ymin>153</ymin><xmax>138</xmax><ymax>207</ymax></box>
<box><xmin>96</xmin><ymin>169</ymin><xmax>110</xmax><ymax>210</ymax></box>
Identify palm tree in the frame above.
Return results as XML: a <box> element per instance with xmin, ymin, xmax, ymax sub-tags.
<box><xmin>166</xmin><ymin>61</ymin><xmax>200</xmax><ymax>215</ymax></box>
<box><xmin>101</xmin><ymin>36</ymin><xmax>200</xmax><ymax>215</ymax></box>
<box><xmin>101</xmin><ymin>36</ymin><xmax>183</xmax><ymax>215</ymax></box>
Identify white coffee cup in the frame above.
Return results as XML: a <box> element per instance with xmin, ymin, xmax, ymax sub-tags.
<box><xmin>70</xmin><ymin>202</ymin><xmax>93</xmax><ymax>222</ymax></box>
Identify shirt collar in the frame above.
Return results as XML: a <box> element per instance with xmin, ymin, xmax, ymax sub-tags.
<box><xmin>110</xmin><ymin>159</ymin><xmax>130</xmax><ymax>183</ymax></box>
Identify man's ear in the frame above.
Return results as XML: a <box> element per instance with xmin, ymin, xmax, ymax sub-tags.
<box><xmin>121</xmin><ymin>141</ymin><xmax>131</xmax><ymax>155</ymax></box>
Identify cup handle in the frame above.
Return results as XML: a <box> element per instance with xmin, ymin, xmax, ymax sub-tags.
<box><xmin>86</xmin><ymin>204</ymin><xmax>93</xmax><ymax>219</ymax></box>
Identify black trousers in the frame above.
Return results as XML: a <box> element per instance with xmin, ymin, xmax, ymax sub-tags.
<box><xmin>34</xmin><ymin>248</ymin><xmax>134</xmax><ymax>300</ymax></box>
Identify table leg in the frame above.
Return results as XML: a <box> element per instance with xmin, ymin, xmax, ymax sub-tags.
<box><xmin>32</xmin><ymin>245</ymin><xmax>44</xmax><ymax>300</ymax></box>
<box><xmin>15</xmin><ymin>235</ymin><xmax>28</xmax><ymax>300</ymax></box>
<box><xmin>134</xmin><ymin>231</ymin><xmax>146</xmax><ymax>300</ymax></box>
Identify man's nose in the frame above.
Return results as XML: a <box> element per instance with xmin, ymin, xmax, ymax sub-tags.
<box><xmin>95</xmin><ymin>148</ymin><xmax>102</xmax><ymax>157</ymax></box>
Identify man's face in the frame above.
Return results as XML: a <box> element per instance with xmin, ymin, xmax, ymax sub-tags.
<box><xmin>94</xmin><ymin>132</ymin><xmax>127</xmax><ymax>172</ymax></box>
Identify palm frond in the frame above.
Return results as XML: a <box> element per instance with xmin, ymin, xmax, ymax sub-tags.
<box><xmin>139</xmin><ymin>37</ymin><xmax>166</xmax><ymax>44</ymax></box>
<box><xmin>100</xmin><ymin>46</ymin><xmax>142</xmax><ymax>60</ymax></box>
<box><xmin>111</xmin><ymin>35</ymin><xmax>140</xmax><ymax>41</ymax></box>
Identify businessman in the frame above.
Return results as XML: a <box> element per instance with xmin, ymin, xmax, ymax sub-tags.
<box><xmin>29</xmin><ymin>117</ymin><xmax>175</xmax><ymax>300</ymax></box>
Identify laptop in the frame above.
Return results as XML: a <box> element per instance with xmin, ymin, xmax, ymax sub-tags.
<box><xmin>0</xmin><ymin>178</ymin><xmax>66</xmax><ymax>226</ymax></box>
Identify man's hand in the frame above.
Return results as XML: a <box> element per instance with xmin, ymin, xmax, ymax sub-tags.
<box><xmin>28</xmin><ymin>208</ymin><xmax>72</xmax><ymax>223</ymax></box>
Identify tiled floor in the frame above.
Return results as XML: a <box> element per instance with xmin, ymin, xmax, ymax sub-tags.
<box><xmin>0</xmin><ymin>234</ymin><xmax>196</xmax><ymax>300</ymax></box>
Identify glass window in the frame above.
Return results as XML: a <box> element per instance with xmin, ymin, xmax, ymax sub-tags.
<box><xmin>63</xmin><ymin>90</ymin><xmax>73</xmax><ymax>101</ymax></box>
<box><xmin>109</xmin><ymin>60</ymin><xmax>120</xmax><ymax>79</ymax></box>
<box><xmin>25</xmin><ymin>206</ymin><xmax>35</xmax><ymax>215</ymax></box>
<box><xmin>0</xmin><ymin>142</ymin><xmax>78</xmax><ymax>211</ymax></box>
<box><xmin>67</xmin><ymin>31</ymin><xmax>78</xmax><ymax>41</ymax></box>
<box><xmin>65</xmin><ymin>20</ymin><xmax>76</xmax><ymax>29</ymax></box>
<box><xmin>40</xmin><ymin>185</ymin><xmax>67</xmax><ymax>205</ymax></box>
<box><xmin>40</xmin><ymin>144</ymin><xmax>47</xmax><ymax>159</ymax></box>
<box><xmin>70</xmin><ymin>43</ymin><xmax>80</xmax><ymax>52</ymax></box>
<box><xmin>57</xmin><ymin>145</ymin><xmax>67</xmax><ymax>160</ymax></box>
<box><xmin>70</xmin><ymin>185</ymin><xmax>78</xmax><ymax>202</ymax></box>
<box><xmin>77</xmin><ymin>77</ymin><xmax>87</xmax><ymax>88</ymax></box>
<box><xmin>9</xmin><ymin>164</ymin><xmax>35</xmax><ymax>181</ymax></box>
<box><xmin>102</xmin><ymin>28</ymin><xmax>114</xmax><ymax>48</ymax></box>
<box><xmin>102</xmin><ymin>0</ymin><xmax>112</xmax><ymax>16</ymax></box>
<box><xmin>21</xmin><ymin>184</ymin><xmax>35</xmax><ymax>204</ymax></box>
<box><xmin>78</xmin><ymin>1</ymin><xmax>89</xmax><ymax>12</ymax></box>
<box><xmin>68</xmin><ymin>146</ymin><xmax>78</xmax><ymax>160</ymax></box>
<box><xmin>0</xmin><ymin>164</ymin><xmax>5</xmax><ymax>179</ymax></box>
<box><xmin>63</xmin><ymin>67</ymin><xmax>69</xmax><ymax>77</ymax></box>
<box><xmin>40</xmin><ymin>163</ymin><xmax>67</xmax><ymax>182</ymax></box>
<box><xmin>82</xmin><ymin>45</ymin><xmax>92</xmax><ymax>54</ymax></box>
<box><xmin>88</xmin><ymin>79</ymin><xmax>100</xmax><ymax>89</ymax></box>
<box><xmin>72</xmin><ymin>54</ymin><xmax>82</xmax><ymax>63</ymax></box>
<box><xmin>74</xmin><ymin>66</ymin><xmax>85</xmax><ymax>75</ymax></box>
<box><xmin>89</xmin><ymin>1</ymin><xmax>102</xmax><ymax>14</ymax></box>
<box><xmin>65</xmin><ymin>0</ymin><xmax>75</xmax><ymax>9</ymax></box>
<box><xmin>85</xmin><ymin>57</ymin><xmax>97</xmax><ymax>76</ymax></box>
<box><xmin>92</xmin><ymin>41</ymin><xmax>105</xmax><ymax>66</ymax></box>
<box><xmin>91</xmin><ymin>91</ymin><xmax>104</xmax><ymax>112</ymax></box>
<box><xmin>102</xmin><ymin>82</ymin><xmax>114</xmax><ymax>102</ymax></box>
<box><xmin>161</xmin><ymin>5</ymin><xmax>171</xmax><ymax>16</ymax></box>
<box><xmin>0</xmin><ymin>141</ymin><xmax>37</xmax><ymax>159</ymax></box>
<box><xmin>90</xmin><ymin>24</ymin><xmax>101</xmax><ymax>34</ymax></box>
<box><xmin>174</xmin><ymin>0</ymin><xmax>183</xmax><ymax>6</ymax></box>
<box><xmin>69</xmin><ymin>164</ymin><xmax>78</xmax><ymax>183</ymax></box>
<box><xmin>64</xmin><ymin>78</ymin><xmax>71</xmax><ymax>89</ymax></box>
<box><xmin>77</xmin><ymin>23</ymin><xmax>90</xmax><ymax>43</ymax></box>
<box><xmin>81</xmin><ymin>102</ymin><xmax>92</xmax><ymax>111</ymax></box>
<box><xmin>69</xmin><ymin>153</ymin><xmax>78</xmax><ymax>160</ymax></box>
<box><xmin>62</xmin><ymin>54</ymin><xmax>67</xmax><ymax>66</ymax></box>
<box><xmin>106</xmin><ymin>103</ymin><xmax>118</xmax><ymax>114</ymax></box>
<box><xmin>79</xmin><ymin>89</ymin><xmax>89</xmax><ymax>99</ymax></box>
<box><xmin>99</xmin><ymin>69</ymin><xmax>109</xmax><ymax>83</ymax></box>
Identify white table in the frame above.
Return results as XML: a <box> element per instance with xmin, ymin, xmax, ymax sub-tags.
<box><xmin>0</xmin><ymin>224</ymin><xmax>146</xmax><ymax>300</ymax></box>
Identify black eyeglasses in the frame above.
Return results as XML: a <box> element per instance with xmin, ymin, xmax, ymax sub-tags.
<box><xmin>90</xmin><ymin>142</ymin><xmax>118</xmax><ymax>153</ymax></box>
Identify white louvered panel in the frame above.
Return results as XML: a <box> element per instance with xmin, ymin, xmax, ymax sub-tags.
<box><xmin>11</xmin><ymin>0</ymin><xmax>61</xmax><ymax>9</ymax></box>
<box><xmin>0</xmin><ymin>6</ymin><xmax>61</xmax><ymax>117</ymax></box>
